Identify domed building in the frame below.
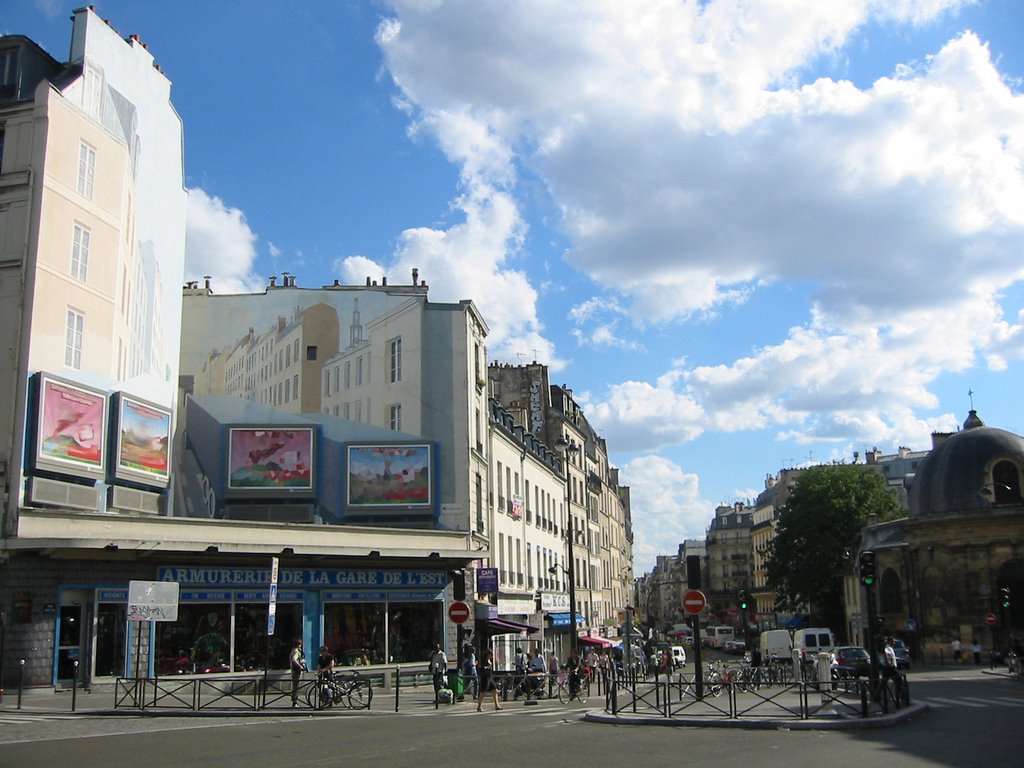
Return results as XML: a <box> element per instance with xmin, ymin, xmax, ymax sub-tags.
<box><xmin>856</xmin><ymin>411</ymin><xmax>1024</xmax><ymax>660</ymax></box>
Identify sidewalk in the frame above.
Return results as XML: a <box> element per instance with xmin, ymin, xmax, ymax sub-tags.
<box><xmin>0</xmin><ymin>682</ymin><xmax>449</xmax><ymax>717</ymax></box>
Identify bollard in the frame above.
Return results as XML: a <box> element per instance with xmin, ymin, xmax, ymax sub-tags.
<box><xmin>72</xmin><ymin>660</ymin><xmax>79</xmax><ymax>712</ymax></box>
<box><xmin>18</xmin><ymin>659</ymin><xmax>25</xmax><ymax>709</ymax></box>
<box><xmin>394</xmin><ymin>665</ymin><xmax>400</xmax><ymax>713</ymax></box>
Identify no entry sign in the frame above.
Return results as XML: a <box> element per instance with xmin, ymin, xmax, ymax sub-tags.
<box><xmin>682</xmin><ymin>589</ymin><xmax>707</xmax><ymax>615</ymax></box>
<box><xmin>448</xmin><ymin>600</ymin><xmax>470</xmax><ymax>624</ymax></box>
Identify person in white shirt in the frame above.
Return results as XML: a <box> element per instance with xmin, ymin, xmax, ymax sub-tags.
<box><xmin>429</xmin><ymin>644</ymin><xmax>448</xmax><ymax>699</ymax></box>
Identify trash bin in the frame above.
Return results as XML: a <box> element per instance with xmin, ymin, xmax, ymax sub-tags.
<box><xmin>447</xmin><ymin>670</ymin><xmax>464</xmax><ymax>697</ymax></box>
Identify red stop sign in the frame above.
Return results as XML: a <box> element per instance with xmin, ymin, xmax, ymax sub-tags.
<box><xmin>448</xmin><ymin>600</ymin><xmax>470</xmax><ymax>624</ymax></box>
<box><xmin>682</xmin><ymin>590</ymin><xmax>707</xmax><ymax>615</ymax></box>
<box><xmin>986</xmin><ymin>612</ymin><xmax>997</xmax><ymax>626</ymax></box>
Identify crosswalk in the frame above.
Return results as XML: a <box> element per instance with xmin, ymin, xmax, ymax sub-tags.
<box><xmin>0</xmin><ymin>712</ymin><xmax>88</xmax><ymax>724</ymax></box>
<box><xmin>916</xmin><ymin>695</ymin><xmax>1024</xmax><ymax>710</ymax></box>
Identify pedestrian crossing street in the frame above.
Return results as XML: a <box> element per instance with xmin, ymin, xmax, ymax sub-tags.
<box><xmin>916</xmin><ymin>695</ymin><xmax>1024</xmax><ymax>710</ymax></box>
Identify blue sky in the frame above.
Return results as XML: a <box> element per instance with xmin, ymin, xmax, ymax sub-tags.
<box><xmin>7</xmin><ymin>1</ymin><xmax>1022</xmax><ymax>574</ymax></box>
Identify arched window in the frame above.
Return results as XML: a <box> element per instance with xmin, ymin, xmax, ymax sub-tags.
<box><xmin>880</xmin><ymin>568</ymin><xmax>902</xmax><ymax>613</ymax></box>
<box><xmin>992</xmin><ymin>460</ymin><xmax>1023</xmax><ymax>505</ymax></box>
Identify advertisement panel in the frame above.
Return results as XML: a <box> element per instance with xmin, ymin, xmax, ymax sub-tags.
<box><xmin>33</xmin><ymin>373</ymin><xmax>108</xmax><ymax>481</ymax></box>
<box><xmin>227</xmin><ymin>427</ymin><xmax>315</xmax><ymax>495</ymax></box>
<box><xmin>113</xmin><ymin>393</ymin><xmax>172</xmax><ymax>487</ymax></box>
<box><xmin>347</xmin><ymin>444</ymin><xmax>431</xmax><ymax>507</ymax></box>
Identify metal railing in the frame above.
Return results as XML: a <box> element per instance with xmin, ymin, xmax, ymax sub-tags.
<box><xmin>604</xmin><ymin>667</ymin><xmax>910</xmax><ymax>721</ymax></box>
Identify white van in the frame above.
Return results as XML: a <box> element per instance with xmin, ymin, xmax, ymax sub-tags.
<box><xmin>792</xmin><ymin>627</ymin><xmax>835</xmax><ymax>659</ymax></box>
<box><xmin>758</xmin><ymin>629</ymin><xmax>793</xmax><ymax>661</ymax></box>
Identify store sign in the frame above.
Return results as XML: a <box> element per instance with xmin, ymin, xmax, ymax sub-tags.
<box><xmin>158</xmin><ymin>566</ymin><xmax>446</xmax><ymax>588</ymax></box>
<box><xmin>541</xmin><ymin>592</ymin><xmax>570</xmax><ymax>611</ymax></box>
<box><xmin>476</xmin><ymin>567</ymin><xmax>499</xmax><ymax>594</ymax></box>
<box><xmin>127</xmin><ymin>580</ymin><xmax>179</xmax><ymax>622</ymax></box>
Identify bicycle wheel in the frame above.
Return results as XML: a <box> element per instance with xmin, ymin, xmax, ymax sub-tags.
<box><xmin>707</xmin><ymin>672</ymin><xmax>723</xmax><ymax>697</ymax></box>
<box><xmin>574</xmin><ymin>684</ymin><xmax>589</xmax><ymax>704</ymax></box>
<box><xmin>306</xmin><ymin>680</ymin><xmax>333</xmax><ymax>710</ymax></box>
<box><xmin>557</xmin><ymin>683</ymin><xmax>570</xmax><ymax>704</ymax></box>
<box><xmin>347</xmin><ymin>682</ymin><xmax>368</xmax><ymax>709</ymax></box>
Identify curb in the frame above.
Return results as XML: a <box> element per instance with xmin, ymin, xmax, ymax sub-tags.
<box><xmin>583</xmin><ymin>702</ymin><xmax>929</xmax><ymax>730</ymax></box>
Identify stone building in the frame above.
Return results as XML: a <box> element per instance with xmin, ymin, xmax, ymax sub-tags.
<box><xmin>853</xmin><ymin>411</ymin><xmax>1024</xmax><ymax>659</ymax></box>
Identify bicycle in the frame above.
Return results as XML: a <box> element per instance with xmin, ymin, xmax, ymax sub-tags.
<box><xmin>305</xmin><ymin>670</ymin><xmax>369</xmax><ymax>709</ymax></box>
<box><xmin>705</xmin><ymin>660</ymin><xmax>730</xmax><ymax>697</ymax></box>
<box><xmin>556</xmin><ymin>668</ymin><xmax>589</xmax><ymax>704</ymax></box>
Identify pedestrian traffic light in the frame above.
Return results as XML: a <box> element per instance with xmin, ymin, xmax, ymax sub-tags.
<box><xmin>1000</xmin><ymin>586</ymin><xmax>1011</xmax><ymax>609</ymax></box>
<box><xmin>859</xmin><ymin>550</ymin><xmax>876</xmax><ymax>586</ymax></box>
<box><xmin>738</xmin><ymin>590</ymin><xmax>748</xmax><ymax>610</ymax></box>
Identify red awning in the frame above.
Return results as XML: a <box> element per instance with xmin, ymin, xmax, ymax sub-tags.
<box><xmin>578</xmin><ymin>636</ymin><xmax>612</xmax><ymax>647</ymax></box>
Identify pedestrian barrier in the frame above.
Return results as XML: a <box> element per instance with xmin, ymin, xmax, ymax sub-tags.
<box><xmin>604</xmin><ymin>667</ymin><xmax>911</xmax><ymax>721</ymax></box>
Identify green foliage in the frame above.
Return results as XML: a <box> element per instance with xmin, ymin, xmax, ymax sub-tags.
<box><xmin>766</xmin><ymin>465</ymin><xmax>903</xmax><ymax>621</ymax></box>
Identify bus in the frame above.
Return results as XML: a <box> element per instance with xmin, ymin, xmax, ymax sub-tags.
<box><xmin>703</xmin><ymin>626</ymin><xmax>735</xmax><ymax>649</ymax></box>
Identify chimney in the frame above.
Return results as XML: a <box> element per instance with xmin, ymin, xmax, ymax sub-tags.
<box><xmin>412</xmin><ymin>267</ymin><xmax>419</xmax><ymax>284</ymax></box>
<box><xmin>203</xmin><ymin>275</ymin><xmax>211</xmax><ymax>291</ymax></box>
<box><xmin>269</xmin><ymin>276</ymin><xmax>277</xmax><ymax>287</ymax></box>
<box><xmin>381</xmin><ymin>276</ymin><xmax>387</xmax><ymax>286</ymax></box>
<box><xmin>366</xmin><ymin>277</ymin><xmax>371</xmax><ymax>286</ymax></box>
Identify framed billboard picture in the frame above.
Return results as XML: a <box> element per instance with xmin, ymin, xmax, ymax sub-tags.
<box><xmin>347</xmin><ymin>444</ymin><xmax>431</xmax><ymax>507</ymax></box>
<box><xmin>32</xmin><ymin>373</ymin><xmax>107</xmax><ymax>481</ymax></box>
<box><xmin>113</xmin><ymin>393</ymin><xmax>172</xmax><ymax>488</ymax></box>
<box><xmin>227</xmin><ymin>427</ymin><xmax>315</xmax><ymax>495</ymax></box>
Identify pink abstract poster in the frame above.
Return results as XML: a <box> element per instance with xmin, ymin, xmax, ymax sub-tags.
<box><xmin>38</xmin><ymin>377</ymin><xmax>106</xmax><ymax>471</ymax></box>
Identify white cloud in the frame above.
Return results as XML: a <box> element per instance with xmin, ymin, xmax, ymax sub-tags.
<box><xmin>185</xmin><ymin>188</ymin><xmax>264</xmax><ymax>294</ymax></box>
<box><xmin>375</xmin><ymin>1</ymin><xmax>1022</xmax><ymax>462</ymax></box>
<box><xmin>620</xmin><ymin>454</ymin><xmax>715</xmax><ymax>574</ymax></box>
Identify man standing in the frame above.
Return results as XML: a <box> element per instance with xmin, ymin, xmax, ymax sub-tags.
<box><xmin>429</xmin><ymin>643</ymin><xmax>448</xmax><ymax>700</ymax></box>
<box><xmin>951</xmin><ymin>638</ymin><xmax>962</xmax><ymax>664</ymax></box>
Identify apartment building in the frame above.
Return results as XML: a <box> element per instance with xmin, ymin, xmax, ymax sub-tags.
<box><xmin>0</xmin><ymin>8</ymin><xmax>189</xmax><ymax>688</ymax></box>
<box><xmin>488</xmin><ymin>364</ymin><xmax>633</xmax><ymax>648</ymax></box>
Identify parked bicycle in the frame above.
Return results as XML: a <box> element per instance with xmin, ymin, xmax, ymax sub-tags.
<box><xmin>705</xmin><ymin>660</ymin><xmax>730</xmax><ymax>697</ymax></box>
<box><xmin>305</xmin><ymin>670</ymin><xmax>370</xmax><ymax>709</ymax></box>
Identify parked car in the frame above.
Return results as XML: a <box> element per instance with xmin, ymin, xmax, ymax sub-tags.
<box><xmin>829</xmin><ymin>646</ymin><xmax>871</xmax><ymax>679</ymax></box>
<box><xmin>724</xmin><ymin>639</ymin><xmax>747</xmax><ymax>655</ymax></box>
<box><xmin>892</xmin><ymin>639</ymin><xmax>911</xmax><ymax>669</ymax></box>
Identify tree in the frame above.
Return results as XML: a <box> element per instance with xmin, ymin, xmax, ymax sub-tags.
<box><xmin>766</xmin><ymin>464</ymin><xmax>903</xmax><ymax>630</ymax></box>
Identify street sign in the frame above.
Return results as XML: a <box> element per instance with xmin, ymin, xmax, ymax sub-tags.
<box><xmin>448</xmin><ymin>600</ymin><xmax>471</xmax><ymax>624</ymax></box>
<box><xmin>986</xmin><ymin>612</ymin><xmax>997</xmax><ymax>626</ymax></box>
<box><xmin>682</xmin><ymin>589</ymin><xmax>707</xmax><ymax>615</ymax></box>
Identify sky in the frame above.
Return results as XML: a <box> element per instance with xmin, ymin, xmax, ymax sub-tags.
<box><xmin>6</xmin><ymin>1</ymin><xmax>1022</xmax><ymax>575</ymax></box>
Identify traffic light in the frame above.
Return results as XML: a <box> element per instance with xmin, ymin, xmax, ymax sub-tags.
<box><xmin>738</xmin><ymin>590</ymin><xmax>748</xmax><ymax>610</ymax></box>
<box><xmin>686</xmin><ymin>555</ymin><xmax>702</xmax><ymax>589</ymax></box>
<box><xmin>859</xmin><ymin>550</ymin><xmax>876</xmax><ymax>586</ymax></box>
<box><xmin>1000</xmin><ymin>586</ymin><xmax>1011</xmax><ymax>609</ymax></box>
<box><xmin>451</xmin><ymin>570</ymin><xmax>466</xmax><ymax>600</ymax></box>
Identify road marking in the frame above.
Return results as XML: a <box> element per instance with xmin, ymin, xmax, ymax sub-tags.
<box><xmin>920</xmin><ymin>696</ymin><xmax>986</xmax><ymax>708</ymax></box>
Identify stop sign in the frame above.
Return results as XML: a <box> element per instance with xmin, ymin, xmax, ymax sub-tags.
<box><xmin>448</xmin><ymin>600</ymin><xmax>470</xmax><ymax>624</ymax></box>
<box><xmin>986</xmin><ymin>612</ymin><xmax>997</xmax><ymax>626</ymax></box>
<box><xmin>682</xmin><ymin>589</ymin><xmax>707</xmax><ymax>615</ymax></box>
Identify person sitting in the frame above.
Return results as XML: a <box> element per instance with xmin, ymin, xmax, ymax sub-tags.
<box><xmin>317</xmin><ymin>645</ymin><xmax>336</xmax><ymax>679</ymax></box>
<box><xmin>525</xmin><ymin>650</ymin><xmax>548</xmax><ymax>696</ymax></box>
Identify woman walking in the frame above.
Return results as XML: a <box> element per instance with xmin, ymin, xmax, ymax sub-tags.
<box><xmin>476</xmin><ymin>648</ymin><xmax>501</xmax><ymax>711</ymax></box>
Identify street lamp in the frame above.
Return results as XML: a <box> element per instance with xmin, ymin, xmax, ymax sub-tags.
<box><xmin>554</xmin><ymin>436</ymin><xmax>580</xmax><ymax>656</ymax></box>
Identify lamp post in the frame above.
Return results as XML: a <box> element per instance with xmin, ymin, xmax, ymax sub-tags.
<box><xmin>555</xmin><ymin>437</ymin><xmax>580</xmax><ymax>656</ymax></box>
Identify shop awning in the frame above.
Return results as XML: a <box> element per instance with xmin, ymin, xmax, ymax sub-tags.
<box><xmin>579</xmin><ymin>636</ymin><xmax>612</xmax><ymax>647</ymax></box>
<box><xmin>546</xmin><ymin>612</ymin><xmax>587</xmax><ymax>627</ymax></box>
<box><xmin>485</xmin><ymin>617</ymin><xmax>539</xmax><ymax>635</ymax></box>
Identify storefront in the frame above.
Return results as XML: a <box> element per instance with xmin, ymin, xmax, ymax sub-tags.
<box><xmin>47</xmin><ymin>565</ymin><xmax>452</xmax><ymax>686</ymax></box>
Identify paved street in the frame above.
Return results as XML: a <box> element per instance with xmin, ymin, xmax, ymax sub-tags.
<box><xmin>0</xmin><ymin>667</ymin><xmax>1019</xmax><ymax>767</ymax></box>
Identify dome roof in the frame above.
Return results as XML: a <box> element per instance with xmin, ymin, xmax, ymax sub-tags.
<box><xmin>908</xmin><ymin>413</ymin><xmax>1024</xmax><ymax>517</ymax></box>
